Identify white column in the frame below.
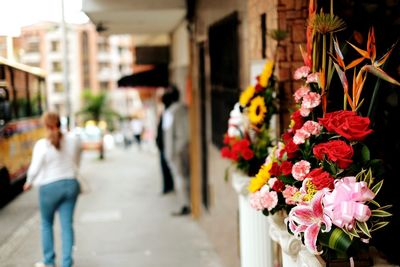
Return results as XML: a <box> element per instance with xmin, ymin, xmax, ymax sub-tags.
<box><xmin>232</xmin><ymin>171</ymin><xmax>274</xmax><ymax>267</ymax></box>
<box><xmin>268</xmin><ymin>213</ymin><xmax>324</xmax><ymax>267</ymax></box>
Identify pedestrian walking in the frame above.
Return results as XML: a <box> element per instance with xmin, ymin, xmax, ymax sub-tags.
<box><xmin>23</xmin><ymin>112</ymin><xmax>82</xmax><ymax>267</ymax></box>
<box><xmin>130</xmin><ymin>114</ymin><xmax>144</xmax><ymax>150</ymax></box>
<box><xmin>162</xmin><ymin>85</ymin><xmax>191</xmax><ymax>216</ymax></box>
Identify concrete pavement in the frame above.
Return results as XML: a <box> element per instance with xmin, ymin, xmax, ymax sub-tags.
<box><xmin>0</xmin><ymin>144</ymin><xmax>224</xmax><ymax>267</ymax></box>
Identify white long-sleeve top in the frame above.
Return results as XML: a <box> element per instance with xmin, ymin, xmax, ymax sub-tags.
<box><xmin>26</xmin><ymin>132</ymin><xmax>82</xmax><ymax>186</ymax></box>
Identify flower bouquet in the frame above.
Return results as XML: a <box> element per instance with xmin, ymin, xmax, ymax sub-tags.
<box><xmin>221</xmin><ymin>60</ymin><xmax>278</xmax><ymax>178</ymax></box>
<box><xmin>248</xmin><ymin>0</ymin><xmax>399</xmax><ymax>261</ymax></box>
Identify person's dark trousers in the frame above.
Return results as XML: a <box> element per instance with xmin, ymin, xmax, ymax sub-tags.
<box><xmin>160</xmin><ymin>151</ymin><xmax>174</xmax><ymax>193</ymax></box>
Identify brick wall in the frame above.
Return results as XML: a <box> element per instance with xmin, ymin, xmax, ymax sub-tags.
<box><xmin>248</xmin><ymin>0</ymin><xmax>309</xmax><ymax>132</ymax></box>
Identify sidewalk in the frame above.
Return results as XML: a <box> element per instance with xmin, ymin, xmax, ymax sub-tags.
<box><xmin>0</xmin><ymin>145</ymin><xmax>224</xmax><ymax>267</ymax></box>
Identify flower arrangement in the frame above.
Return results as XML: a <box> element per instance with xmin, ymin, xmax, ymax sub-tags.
<box><xmin>248</xmin><ymin>0</ymin><xmax>399</xmax><ymax>260</ymax></box>
<box><xmin>221</xmin><ymin>60</ymin><xmax>278</xmax><ymax>177</ymax></box>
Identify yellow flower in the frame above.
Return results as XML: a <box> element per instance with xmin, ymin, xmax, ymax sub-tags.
<box><xmin>248</xmin><ymin>96</ymin><xmax>267</xmax><ymax>125</ymax></box>
<box><xmin>239</xmin><ymin>85</ymin><xmax>255</xmax><ymax>107</ymax></box>
<box><xmin>289</xmin><ymin>119</ymin><xmax>295</xmax><ymax>129</ymax></box>
<box><xmin>259</xmin><ymin>60</ymin><xmax>274</xmax><ymax>87</ymax></box>
<box><xmin>248</xmin><ymin>162</ymin><xmax>273</xmax><ymax>193</ymax></box>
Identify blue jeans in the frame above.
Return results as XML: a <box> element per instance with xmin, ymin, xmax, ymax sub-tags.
<box><xmin>39</xmin><ymin>179</ymin><xmax>79</xmax><ymax>267</ymax></box>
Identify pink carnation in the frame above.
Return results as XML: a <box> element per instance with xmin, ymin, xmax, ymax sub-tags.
<box><xmin>302</xmin><ymin>120</ymin><xmax>322</xmax><ymax>135</ymax></box>
<box><xmin>292</xmin><ymin>160</ymin><xmax>311</xmax><ymax>181</ymax></box>
<box><xmin>293</xmin><ymin>86</ymin><xmax>310</xmax><ymax>103</ymax></box>
<box><xmin>293</xmin><ymin>129</ymin><xmax>311</xmax><ymax>145</ymax></box>
<box><xmin>306</xmin><ymin>72</ymin><xmax>319</xmax><ymax>83</ymax></box>
<box><xmin>249</xmin><ymin>191</ymin><xmax>264</xmax><ymax>211</ymax></box>
<box><xmin>301</xmin><ymin>92</ymin><xmax>321</xmax><ymax>109</ymax></box>
<box><xmin>259</xmin><ymin>185</ymin><xmax>279</xmax><ymax>211</ymax></box>
<box><xmin>282</xmin><ymin>186</ymin><xmax>299</xmax><ymax>205</ymax></box>
<box><xmin>300</xmin><ymin>108</ymin><xmax>311</xmax><ymax>117</ymax></box>
<box><xmin>294</xmin><ymin>66</ymin><xmax>311</xmax><ymax>80</ymax></box>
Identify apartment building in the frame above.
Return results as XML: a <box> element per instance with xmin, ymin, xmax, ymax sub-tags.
<box><xmin>18</xmin><ymin>22</ymin><xmax>134</xmax><ymax>120</ymax></box>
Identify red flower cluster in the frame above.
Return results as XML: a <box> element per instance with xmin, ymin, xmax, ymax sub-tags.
<box><xmin>318</xmin><ymin>110</ymin><xmax>373</xmax><ymax>141</ymax></box>
<box><xmin>221</xmin><ymin>136</ymin><xmax>254</xmax><ymax>161</ymax></box>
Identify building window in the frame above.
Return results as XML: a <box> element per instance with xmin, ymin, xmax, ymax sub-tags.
<box><xmin>98</xmin><ymin>41</ymin><xmax>109</xmax><ymax>52</ymax></box>
<box><xmin>118</xmin><ymin>46</ymin><xmax>124</xmax><ymax>54</ymax></box>
<box><xmin>51</xmin><ymin>41</ymin><xmax>60</xmax><ymax>52</ymax></box>
<box><xmin>53</xmin><ymin>82</ymin><xmax>64</xmax><ymax>92</ymax></box>
<box><xmin>99</xmin><ymin>62</ymin><xmax>110</xmax><ymax>71</ymax></box>
<box><xmin>52</xmin><ymin>61</ymin><xmax>62</xmax><ymax>72</ymax></box>
<box><xmin>100</xmin><ymin>82</ymin><xmax>109</xmax><ymax>91</ymax></box>
<box><xmin>27</xmin><ymin>41</ymin><xmax>39</xmax><ymax>53</ymax></box>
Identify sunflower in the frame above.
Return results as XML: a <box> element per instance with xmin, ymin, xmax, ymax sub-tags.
<box><xmin>248</xmin><ymin>162</ymin><xmax>273</xmax><ymax>193</ymax></box>
<box><xmin>248</xmin><ymin>96</ymin><xmax>267</xmax><ymax>125</ymax></box>
<box><xmin>259</xmin><ymin>60</ymin><xmax>274</xmax><ymax>87</ymax></box>
<box><xmin>239</xmin><ymin>85</ymin><xmax>255</xmax><ymax>107</ymax></box>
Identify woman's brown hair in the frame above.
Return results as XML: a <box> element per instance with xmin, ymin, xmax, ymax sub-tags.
<box><xmin>42</xmin><ymin>112</ymin><xmax>63</xmax><ymax>150</ymax></box>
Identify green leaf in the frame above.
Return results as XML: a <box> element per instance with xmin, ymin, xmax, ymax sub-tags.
<box><xmin>371</xmin><ymin>209</ymin><xmax>392</xmax><ymax>217</ymax></box>
<box><xmin>342</xmin><ymin>227</ymin><xmax>359</xmax><ymax>239</ymax></box>
<box><xmin>279</xmin><ymin>175</ymin><xmax>297</xmax><ymax>185</ymax></box>
<box><xmin>360</xmin><ymin>144</ymin><xmax>370</xmax><ymax>162</ymax></box>
<box><xmin>319</xmin><ymin>227</ymin><xmax>353</xmax><ymax>254</ymax></box>
<box><xmin>371</xmin><ymin>180</ymin><xmax>384</xmax><ymax>195</ymax></box>
<box><xmin>378</xmin><ymin>205</ymin><xmax>393</xmax><ymax>211</ymax></box>
<box><xmin>224</xmin><ymin>167</ymin><xmax>230</xmax><ymax>182</ymax></box>
<box><xmin>356</xmin><ymin>221</ymin><xmax>371</xmax><ymax>238</ymax></box>
<box><xmin>370</xmin><ymin>221</ymin><xmax>390</xmax><ymax>232</ymax></box>
<box><xmin>369</xmin><ymin>199</ymin><xmax>381</xmax><ymax>207</ymax></box>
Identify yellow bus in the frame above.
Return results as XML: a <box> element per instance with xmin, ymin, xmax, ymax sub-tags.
<box><xmin>0</xmin><ymin>57</ymin><xmax>47</xmax><ymax>200</ymax></box>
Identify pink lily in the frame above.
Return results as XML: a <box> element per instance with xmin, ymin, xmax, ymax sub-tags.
<box><xmin>286</xmin><ymin>190</ymin><xmax>332</xmax><ymax>254</ymax></box>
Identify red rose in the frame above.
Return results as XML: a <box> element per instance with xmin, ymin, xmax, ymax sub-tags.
<box><xmin>284</xmin><ymin>141</ymin><xmax>299</xmax><ymax>159</ymax></box>
<box><xmin>221</xmin><ymin>147</ymin><xmax>231</xmax><ymax>158</ymax></box>
<box><xmin>280</xmin><ymin>161</ymin><xmax>293</xmax><ymax>176</ymax></box>
<box><xmin>272</xmin><ymin>179</ymin><xmax>285</xmax><ymax>192</ymax></box>
<box><xmin>230</xmin><ymin>150</ymin><xmax>239</xmax><ymax>161</ymax></box>
<box><xmin>318</xmin><ymin>110</ymin><xmax>373</xmax><ymax>141</ymax></box>
<box><xmin>282</xmin><ymin>131</ymin><xmax>294</xmax><ymax>145</ymax></box>
<box><xmin>232</xmin><ymin>139</ymin><xmax>251</xmax><ymax>152</ymax></box>
<box><xmin>313</xmin><ymin>140</ymin><xmax>354</xmax><ymax>169</ymax></box>
<box><xmin>269</xmin><ymin>162</ymin><xmax>281</xmax><ymax>176</ymax></box>
<box><xmin>291</xmin><ymin>110</ymin><xmax>305</xmax><ymax>130</ymax></box>
<box><xmin>307</xmin><ymin>168</ymin><xmax>334</xmax><ymax>190</ymax></box>
<box><xmin>223</xmin><ymin>135</ymin><xmax>231</xmax><ymax>145</ymax></box>
<box><xmin>241</xmin><ymin>148</ymin><xmax>254</xmax><ymax>160</ymax></box>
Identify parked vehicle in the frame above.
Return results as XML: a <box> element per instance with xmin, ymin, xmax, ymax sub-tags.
<box><xmin>0</xmin><ymin>57</ymin><xmax>47</xmax><ymax>202</ymax></box>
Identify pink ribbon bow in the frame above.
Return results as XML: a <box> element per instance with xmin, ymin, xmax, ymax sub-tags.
<box><xmin>323</xmin><ymin>176</ymin><xmax>375</xmax><ymax>230</ymax></box>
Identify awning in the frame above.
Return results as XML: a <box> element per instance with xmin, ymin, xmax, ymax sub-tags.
<box><xmin>117</xmin><ymin>65</ymin><xmax>169</xmax><ymax>88</ymax></box>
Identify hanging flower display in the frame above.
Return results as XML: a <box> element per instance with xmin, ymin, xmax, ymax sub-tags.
<box><xmin>247</xmin><ymin>0</ymin><xmax>399</xmax><ymax>260</ymax></box>
<box><xmin>221</xmin><ymin>59</ymin><xmax>278</xmax><ymax>177</ymax></box>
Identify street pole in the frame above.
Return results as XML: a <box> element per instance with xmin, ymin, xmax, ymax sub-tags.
<box><xmin>61</xmin><ymin>0</ymin><xmax>71</xmax><ymax>130</ymax></box>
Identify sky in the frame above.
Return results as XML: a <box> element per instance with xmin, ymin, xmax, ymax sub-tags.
<box><xmin>0</xmin><ymin>0</ymin><xmax>89</xmax><ymax>36</ymax></box>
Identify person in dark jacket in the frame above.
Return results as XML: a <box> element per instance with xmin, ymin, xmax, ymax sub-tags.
<box><xmin>156</xmin><ymin>91</ymin><xmax>174</xmax><ymax>194</ymax></box>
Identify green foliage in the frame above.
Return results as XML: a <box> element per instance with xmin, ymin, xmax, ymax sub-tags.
<box><xmin>76</xmin><ymin>90</ymin><xmax>121</xmax><ymax>131</ymax></box>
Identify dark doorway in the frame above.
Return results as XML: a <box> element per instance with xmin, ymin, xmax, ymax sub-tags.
<box><xmin>208</xmin><ymin>11</ymin><xmax>240</xmax><ymax>148</ymax></box>
<box><xmin>198</xmin><ymin>42</ymin><xmax>209</xmax><ymax>209</ymax></box>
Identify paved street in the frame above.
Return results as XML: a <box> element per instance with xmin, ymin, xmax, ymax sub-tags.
<box><xmin>0</xmin><ymin>144</ymin><xmax>224</xmax><ymax>267</ymax></box>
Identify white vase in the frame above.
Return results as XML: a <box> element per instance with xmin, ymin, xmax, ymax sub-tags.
<box><xmin>231</xmin><ymin>170</ymin><xmax>274</xmax><ymax>267</ymax></box>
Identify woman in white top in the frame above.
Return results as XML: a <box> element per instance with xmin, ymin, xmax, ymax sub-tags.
<box><xmin>23</xmin><ymin>112</ymin><xmax>81</xmax><ymax>267</ymax></box>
